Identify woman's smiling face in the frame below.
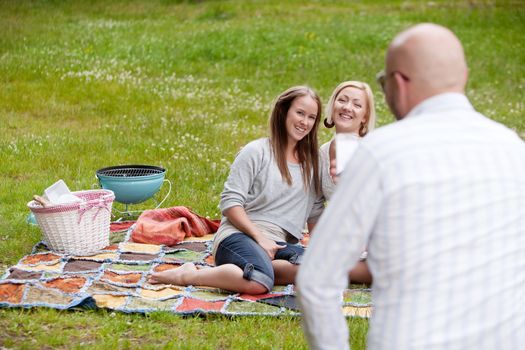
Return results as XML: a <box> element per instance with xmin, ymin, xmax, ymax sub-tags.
<box><xmin>285</xmin><ymin>95</ymin><xmax>319</xmax><ymax>145</ymax></box>
<box><xmin>332</xmin><ymin>86</ymin><xmax>368</xmax><ymax>134</ymax></box>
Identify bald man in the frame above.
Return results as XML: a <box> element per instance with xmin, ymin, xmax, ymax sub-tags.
<box><xmin>382</xmin><ymin>23</ymin><xmax>468</xmax><ymax>119</ymax></box>
<box><xmin>297</xmin><ymin>23</ymin><xmax>525</xmax><ymax>350</ymax></box>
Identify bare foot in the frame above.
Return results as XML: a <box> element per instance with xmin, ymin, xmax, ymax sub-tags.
<box><xmin>148</xmin><ymin>263</ymin><xmax>198</xmax><ymax>285</ymax></box>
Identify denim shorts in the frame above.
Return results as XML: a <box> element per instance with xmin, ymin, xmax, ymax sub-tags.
<box><xmin>215</xmin><ymin>232</ymin><xmax>304</xmax><ymax>292</ymax></box>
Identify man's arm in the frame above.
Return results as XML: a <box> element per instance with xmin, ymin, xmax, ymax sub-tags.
<box><xmin>297</xmin><ymin>146</ymin><xmax>383</xmax><ymax>350</ymax></box>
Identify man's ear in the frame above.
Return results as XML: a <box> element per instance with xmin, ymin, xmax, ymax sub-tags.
<box><xmin>393</xmin><ymin>72</ymin><xmax>409</xmax><ymax>116</ymax></box>
<box><xmin>463</xmin><ymin>68</ymin><xmax>469</xmax><ymax>89</ymax></box>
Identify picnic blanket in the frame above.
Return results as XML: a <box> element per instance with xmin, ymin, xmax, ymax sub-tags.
<box><xmin>0</xmin><ymin>223</ymin><xmax>372</xmax><ymax>317</ymax></box>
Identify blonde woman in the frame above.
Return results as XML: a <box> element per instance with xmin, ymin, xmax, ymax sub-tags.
<box><xmin>321</xmin><ymin>80</ymin><xmax>376</xmax><ymax>199</ymax></box>
<box><xmin>317</xmin><ymin>81</ymin><xmax>376</xmax><ymax>284</ymax></box>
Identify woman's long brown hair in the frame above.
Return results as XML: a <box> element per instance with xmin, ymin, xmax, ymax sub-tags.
<box><xmin>269</xmin><ymin>86</ymin><xmax>321</xmax><ymax>194</ymax></box>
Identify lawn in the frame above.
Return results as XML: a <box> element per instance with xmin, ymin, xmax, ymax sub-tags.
<box><xmin>1</xmin><ymin>0</ymin><xmax>523</xmax><ymax>348</ymax></box>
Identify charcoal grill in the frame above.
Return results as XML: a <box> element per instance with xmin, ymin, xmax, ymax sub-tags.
<box><xmin>96</xmin><ymin>164</ymin><xmax>171</xmax><ymax>217</ymax></box>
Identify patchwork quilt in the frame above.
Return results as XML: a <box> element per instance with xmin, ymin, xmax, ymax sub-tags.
<box><xmin>0</xmin><ymin>224</ymin><xmax>372</xmax><ymax>317</ymax></box>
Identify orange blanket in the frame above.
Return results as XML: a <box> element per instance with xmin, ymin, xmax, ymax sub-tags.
<box><xmin>131</xmin><ymin>206</ymin><xmax>221</xmax><ymax>246</ymax></box>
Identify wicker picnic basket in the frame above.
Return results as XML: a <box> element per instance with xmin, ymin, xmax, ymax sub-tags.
<box><xmin>27</xmin><ymin>189</ymin><xmax>115</xmax><ymax>255</ymax></box>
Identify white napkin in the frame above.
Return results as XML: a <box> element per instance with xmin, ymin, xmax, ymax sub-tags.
<box><xmin>44</xmin><ymin>179</ymin><xmax>83</xmax><ymax>204</ymax></box>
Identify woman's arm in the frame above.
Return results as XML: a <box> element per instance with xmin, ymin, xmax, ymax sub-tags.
<box><xmin>306</xmin><ymin>190</ymin><xmax>326</xmax><ymax>235</ymax></box>
<box><xmin>224</xmin><ymin>205</ymin><xmax>284</xmax><ymax>259</ymax></box>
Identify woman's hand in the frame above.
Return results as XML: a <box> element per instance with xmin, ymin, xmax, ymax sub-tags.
<box><xmin>329</xmin><ymin>157</ymin><xmax>339</xmax><ymax>184</ymax></box>
<box><xmin>223</xmin><ymin>206</ymin><xmax>285</xmax><ymax>259</ymax></box>
<box><xmin>256</xmin><ymin>236</ymin><xmax>285</xmax><ymax>260</ymax></box>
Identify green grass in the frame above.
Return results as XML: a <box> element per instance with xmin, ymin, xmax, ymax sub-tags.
<box><xmin>1</xmin><ymin>308</ymin><xmax>370</xmax><ymax>349</ymax></box>
<box><xmin>1</xmin><ymin>0</ymin><xmax>524</xmax><ymax>348</ymax></box>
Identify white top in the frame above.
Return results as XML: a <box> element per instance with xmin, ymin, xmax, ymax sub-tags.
<box><xmin>320</xmin><ymin>134</ymin><xmax>361</xmax><ymax>201</ymax></box>
<box><xmin>297</xmin><ymin>93</ymin><xmax>525</xmax><ymax>350</ymax></box>
<box><xmin>213</xmin><ymin>138</ymin><xmax>324</xmax><ymax>255</ymax></box>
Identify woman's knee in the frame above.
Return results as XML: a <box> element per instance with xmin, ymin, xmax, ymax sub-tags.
<box><xmin>349</xmin><ymin>261</ymin><xmax>373</xmax><ymax>284</ymax></box>
<box><xmin>242</xmin><ymin>281</ymin><xmax>269</xmax><ymax>294</ymax></box>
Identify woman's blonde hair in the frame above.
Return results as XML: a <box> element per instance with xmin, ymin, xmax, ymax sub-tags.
<box><xmin>324</xmin><ymin>81</ymin><xmax>376</xmax><ymax>137</ymax></box>
<box><xmin>269</xmin><ymin>86</ymin><xmax>321</xmax><ymax>194</ymax></box>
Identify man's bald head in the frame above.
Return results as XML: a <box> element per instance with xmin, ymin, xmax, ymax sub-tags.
<box><xmin>385</xmin><ymin>23</ymin><xmax>468</xmax><ymax>118</ymax></box>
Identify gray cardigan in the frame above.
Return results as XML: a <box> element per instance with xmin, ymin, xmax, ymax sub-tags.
<box><xmin>218</xmin><ymin>138</ymin><xmax>324</xmax><ymax>240</ymax></box>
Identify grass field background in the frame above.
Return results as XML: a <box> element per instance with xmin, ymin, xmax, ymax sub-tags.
<box><xmin>1</xmin><ymin>0</ymin><xmax>524</xmax><ymax>348</ymax></box>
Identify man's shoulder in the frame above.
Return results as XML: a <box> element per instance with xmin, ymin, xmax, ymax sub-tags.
<box><xmin>361</xmin><ymin>108</ymin><xmax>525</xmax><ymax>157</ymax></box>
